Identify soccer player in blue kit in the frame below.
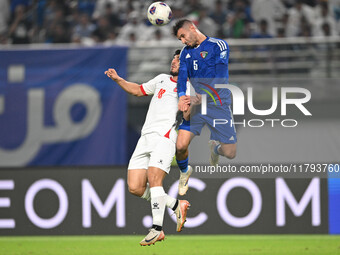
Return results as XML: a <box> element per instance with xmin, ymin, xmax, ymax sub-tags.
<box><xmin>173</xmin><ymin>19</ymin><xmax>237</xmax><ymax>195</ymax></box>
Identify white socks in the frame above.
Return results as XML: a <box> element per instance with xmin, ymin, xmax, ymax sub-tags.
<box><xmin>141</xmin><ymin>184</ymin><xmax>177</xmax><ymax>209</ymax></box>
<box><xmin>142</xmin><ymin>185</ymin><xmax>178</xmax><ymax>228</ymax></box>
<box><xmin>141</xmin><ymin>183</ymin><xmax>151</xmax><ymax>201</ymax></box>
<box><xmin>150</xmin><ymin>186</ymin><xmax>167</xmax><ymax>227</ymax></box>
<box><xmin>166</xmin><ymin>194</ymin><xmax>177</xmax><ymax>209</ymax></box>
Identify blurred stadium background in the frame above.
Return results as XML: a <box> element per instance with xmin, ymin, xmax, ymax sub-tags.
<box><xmin>1</xmin><ymin>0</ymin><xmax>340</xmax><ymax>254</ymax></box>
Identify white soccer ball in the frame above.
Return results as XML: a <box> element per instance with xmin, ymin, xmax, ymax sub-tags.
<box><xmin>147</xmin><ymin>2</ymin><xmax>172</xmax><ymax>26</ymax></box>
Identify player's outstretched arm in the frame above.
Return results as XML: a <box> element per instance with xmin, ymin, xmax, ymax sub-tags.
<box><xmin>104</xmin><ymin>68</ymin><xmax>144</xmax><ymax>97</ymax></box>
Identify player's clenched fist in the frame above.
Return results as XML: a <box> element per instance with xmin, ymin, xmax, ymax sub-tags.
<box><xmin>104</xmin><ymin>68</ymin><xmax>120</xmax><ymax>81</ymax></box>
<box><xmin>178</xmin><ymin>95</ymin><xmax>190</xmax><ymax>111</ymax></box>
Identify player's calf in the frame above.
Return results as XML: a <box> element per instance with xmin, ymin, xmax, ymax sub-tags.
<box><xmin>175</xmin><ymin>128</ymin><xmax>191</xmax><ymax>160</ymax></box>
<box><xmin>220</xmin><ymin>143</ymin><xmax>236</xmax><ymax>159</ymax></box>
<box><xmin>209</xmin><ymin>141</ymin><xmax>236</xmax><ymax>166</ymax></box>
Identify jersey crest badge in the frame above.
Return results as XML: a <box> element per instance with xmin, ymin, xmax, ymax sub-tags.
<box><xmin>200</xmin><ymin>51</ymin><xmax>208</xmax><ymax>59</ymax></box>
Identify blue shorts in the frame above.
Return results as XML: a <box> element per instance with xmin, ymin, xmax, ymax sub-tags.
<box><xmin>178</xmin><ymin>104</ymin><xmax>237</xmax><ymax>144</ymax></box>
<box><xmin>178</xmin><ymin>119</ymin><xmax>190</xmax><ymax>132</ymax></box>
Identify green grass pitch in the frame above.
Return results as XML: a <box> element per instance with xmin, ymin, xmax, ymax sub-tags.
<box><xmin>1</xmin><ymin>235</ymin><xmax>339</xmax><ymax>255</ymax></box>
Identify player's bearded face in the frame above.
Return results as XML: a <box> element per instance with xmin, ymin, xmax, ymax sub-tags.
<box><xmin>170</xmin><ymin>55</ymin><xmax>180</xmax><ymax>76</ymax></box>
<box><xmin>186</xmin><ymin>33</ymin><xmax>198</xmax><ymax>47</ymax></box>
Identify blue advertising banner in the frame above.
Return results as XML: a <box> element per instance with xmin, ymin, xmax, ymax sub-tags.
<box><xmin>0</xmin><ymin>46</ymin><xmax>128</xmax><ymax>166</ymax></box>
<box><xmin>329</xmin><ymin>178</ymin><xmax>340</xmax><ymax>234</ymax></box>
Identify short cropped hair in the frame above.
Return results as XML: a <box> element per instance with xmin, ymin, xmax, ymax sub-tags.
<box><xmin>172</xmin><ymin>19</ymin><xmax>193</xmax><ymax>36</ymax></box>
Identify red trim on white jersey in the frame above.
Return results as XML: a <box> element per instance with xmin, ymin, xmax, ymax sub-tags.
<box><xmin>164</xmin><ymin>128</ymin><xmax>171</xmax><ymax>139</ymax></box>
<box><xmin>170</xmin><ymin>77</ymin><xmax>177</xmax><ymax>83</ymax></box>
<box><xmin>140</xmin><ymin>85</ymin><xmax>148</xmax><ymax>96</ymax></box>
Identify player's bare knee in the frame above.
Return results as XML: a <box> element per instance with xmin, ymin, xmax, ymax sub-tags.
<box><xmin>220</xmin><ymin>146</ymin><xmax>236</xmax><ymax>159</ymax></box>
<box><xmin>226</xmin><ymin>150</ymin><xmax>236</xmax><ymax>159</ymax></box>
<box><xmin>176</xmin><ymin>141</ymin><xmax>188</xmax><ymax>156</ymax></box>
<box><xmin>128</xmin><ymin>184</ymin><xmax>145</xmax><ymax>197</ymax></box>
<box><xmin>224</xmin><ymin>149</ymin><xmax>236</xmax><ymax>159</ymax></box>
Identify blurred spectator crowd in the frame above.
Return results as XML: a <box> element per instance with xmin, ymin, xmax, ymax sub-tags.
<box><xmin>1</xmin><ymin>0</ymin><xmax>340</xmax><ymax>45</ymax></box>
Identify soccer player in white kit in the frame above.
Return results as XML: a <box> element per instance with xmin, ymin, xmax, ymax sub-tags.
<box><xmin>105</xmin><ymin>50</ymin><xmax>190</xmax><ymax>246</ymax></box>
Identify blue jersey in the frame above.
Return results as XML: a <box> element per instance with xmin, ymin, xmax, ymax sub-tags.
<box><xmin>177</xmin><ymin>37</ymin><xmax>231</xmax><ymax>105</ymax></box>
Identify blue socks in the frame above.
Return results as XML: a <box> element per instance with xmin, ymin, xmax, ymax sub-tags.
<box><xmin>176</xmin><ymin>157</ymin><xmax>188</xmax><ymax>173</ymax></box>
<box><xmin>214</xmin><ymin>144</ymin><xmax>222</xmax><ymax>156</ymax></box>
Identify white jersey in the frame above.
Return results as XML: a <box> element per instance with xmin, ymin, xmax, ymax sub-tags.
<box><xmin>140</xmin><ymin>74</ymin><xmax>189</xmax><ymax>143</ymax></box>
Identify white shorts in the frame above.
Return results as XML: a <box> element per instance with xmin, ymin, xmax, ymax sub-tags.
<box><xmin>128</xmin><ymin>133</ymin><xmax>175</xmax><ymax>173</ymax></box>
